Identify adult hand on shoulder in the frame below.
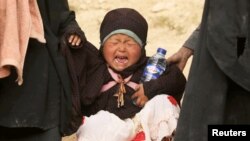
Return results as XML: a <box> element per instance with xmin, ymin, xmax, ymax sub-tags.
<box><xmin>131</xmin><ymin>84</ymin><xmax>148</xmax><ymax>107</ymax></box>
<box><xmin>166</xmin><ymin>46</ymin><xmax>193</xmax><ymax>71</ymax></box>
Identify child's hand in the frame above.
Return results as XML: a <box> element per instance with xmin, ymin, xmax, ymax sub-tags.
<box><xmin>68</xmin><ymin>34</ymin><xmax>82</xmax><ymax>47</ymax></box>
<box><xmin>131</xmin><ymin>84</ymin><xmax>148</xmax><ymax>107</ymax></box>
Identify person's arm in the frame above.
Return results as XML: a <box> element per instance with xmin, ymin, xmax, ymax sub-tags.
<box><xmin>131</xmin><ymin>64</ymin><xmax>186</xmax><ymax>107</ymax></box>
<box><xmin>167</xmin><ymin>47</ymin><xmax>193</xmax><ymax>71</ymax></box>
<box><xmin>142</xmin><ymin>64</ymin><xmax>187</xmax><ymax>105</ymax></box>
<box><xmin>167</xmin><ymin>25</ymin><xmax>200</xmax><ymax>71</ymax></box>
<box><xmin>60</xmin><ymin>11</ymin><xmax>86</xmax><ymax>48</ymax></box>
<box><xmin>182</xmin><ymin>25</ymin><xmax>200</xmax><ymax>51</ymax></box>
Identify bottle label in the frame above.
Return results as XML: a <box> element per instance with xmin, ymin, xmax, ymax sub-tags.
<box><xmin>142</xmin><ymin>64</ymin><xmax>165</xmax><ymax>81</ymax></box>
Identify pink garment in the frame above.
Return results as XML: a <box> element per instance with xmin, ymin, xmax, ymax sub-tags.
<box><xmin>100</xmin><ymin>67</ymin><xmax>138</xmax><ymax>92</ymax></box>
<box><xmin>0</xmin><ymin>0</ymin><xmax>46</xmax><ymax>85</ymax></box>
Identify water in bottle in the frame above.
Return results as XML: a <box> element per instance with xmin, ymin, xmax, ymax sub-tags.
<box><xmin>140</xmin><ymin>47</ymin><xmax>167</xmax><ymax>82</ymax></box>
<box><xmin>133</xmin><ymin>47</ymin><xmax>167</xmax><ymax>105</ymax></box>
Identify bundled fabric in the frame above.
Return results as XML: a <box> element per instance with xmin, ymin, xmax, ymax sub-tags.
<box><xmin>77</xmin><ymin>95</ymin><xmax>179</xmax><ymax>141</ymax></box>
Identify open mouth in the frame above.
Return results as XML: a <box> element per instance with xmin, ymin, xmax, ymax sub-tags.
<box><xmin>115</xmin><ymin>56</ymin><xmax>128</xmax><ymax>64</ymax></box>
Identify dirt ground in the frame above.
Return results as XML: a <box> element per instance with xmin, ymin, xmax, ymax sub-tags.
<box><xmin>63</xmin><ymin>0</ymin><xmax>204</xmax><ymax>140</ymax></box>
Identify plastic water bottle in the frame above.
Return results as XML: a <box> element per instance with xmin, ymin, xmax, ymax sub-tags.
<box><xmin>133</xmin><ymin>47</ymin><xmax>167</xmax><ymax>105</ymax></box>
<box><xmin>140</xmin><ymin>47</ymin><xmax>167</xmax><ymax>82</ymax></box>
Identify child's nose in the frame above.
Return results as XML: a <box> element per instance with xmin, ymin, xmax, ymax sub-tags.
<box><xmin>118</xmin><ymin>43</ymin><xmax>126</xmax><ymax>51</ymax></box>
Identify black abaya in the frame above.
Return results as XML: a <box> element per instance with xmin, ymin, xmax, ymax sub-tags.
<box><xmin>174</xmin><ymin>0</ymin><xmax>250</xmax><ymax>141</ymax></box>
<box><xmin>0</xmin><ymin>0</ymin><xmax>83</xmax><ymax>140</ymax></box>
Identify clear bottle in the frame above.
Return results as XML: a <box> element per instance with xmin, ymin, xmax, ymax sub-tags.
<box><xmin>140</xmin><ymin>47</ymin><xmax>167</xmax><ymax>82</ymax></box>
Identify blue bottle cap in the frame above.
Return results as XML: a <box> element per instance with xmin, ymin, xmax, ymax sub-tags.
<box><xmin>157</xmin><ymin>47</ymin><xmax>167</xmax><ymax>55</ymax></box>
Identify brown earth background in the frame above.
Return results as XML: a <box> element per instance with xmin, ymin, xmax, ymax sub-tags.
<box><xmin>63</xmin><ymin>0</ymin><xmax>204</xmax><ymax>140</ymax></box>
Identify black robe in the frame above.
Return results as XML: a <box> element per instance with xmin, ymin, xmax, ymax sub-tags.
<box><xmin>0</xmin><ymin>0</ymin><xmax>84</xmax><ymax>139</ymax></box>
<box><xmin>175</xmin><ymin>0</ymin><xmax>250</xmax><ymax>141</ymax></box>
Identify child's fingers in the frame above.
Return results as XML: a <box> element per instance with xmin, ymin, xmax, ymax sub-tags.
<box><xmin>68</xmin><ymin>35</ymin><xmax>82</xmax><ymax>46</ymax></box>
<box><xmin>72</xmin><ymin>36</ymin><xmax>81</xmax><ymax>46</ymax></box>
<box><xmin>68</xmin><ymin>35</ymin><xmax>74</xmax><ymax>43</ymax></box>
<box><xmin>131</xmin><ymin>92</ymin><xmax>138</xmax><ymax>99</ymax></box>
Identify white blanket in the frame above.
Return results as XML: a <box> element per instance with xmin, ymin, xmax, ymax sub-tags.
<box><xmin>77</xmin><ymin>94</ymin><xmax>180</xmax><ymax>141</ymax></box>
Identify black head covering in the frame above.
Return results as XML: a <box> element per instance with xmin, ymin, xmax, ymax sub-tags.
<box><xmin>100</xmin><ymin>8</ymin><xmax>148</xmax><ymax>47</ymax></box>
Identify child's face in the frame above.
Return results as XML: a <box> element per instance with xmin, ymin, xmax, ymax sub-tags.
<box><xmin>103</xmin><ymin>33</ymin><xmax>142</xmax><ymax>71</ymax></box>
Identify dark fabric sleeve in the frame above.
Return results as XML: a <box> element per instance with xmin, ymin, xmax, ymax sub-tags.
<box><xmin>70</xmin><ymin>41</ymin><xmax>101</xmax><ymax>92</ymax></box>
<box><xmin>63</xmin><ymin>40</ymin><xmax>100</xmax><ymax>103</ymax></box>
<box><xmin>143</xmin><ymin>64</ymin><xmax>186</xmax><ymax>105</ymax></box>
<box><xmin>56</xmin><ymin>7</ymin><xmax>87</xmax><ymax>135</ymax></box>
<box><xmin>182</xmin><ymin>25</ymin><xmax>200</xmax><ymax>51</ymax></box>
<box><xmin>60</xmin><ymin>39</ymin><xmax>100</xmax><ymax>135</ymax></box>
<box><xmin>59</xmin><ymin>11</ymin><xmax>87</xmax><ymax>48</ymax></box>
<box><xmin>37</xmin><ymin>0</ymin><xmax>88</xmax><ymax>136</ymax></box>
